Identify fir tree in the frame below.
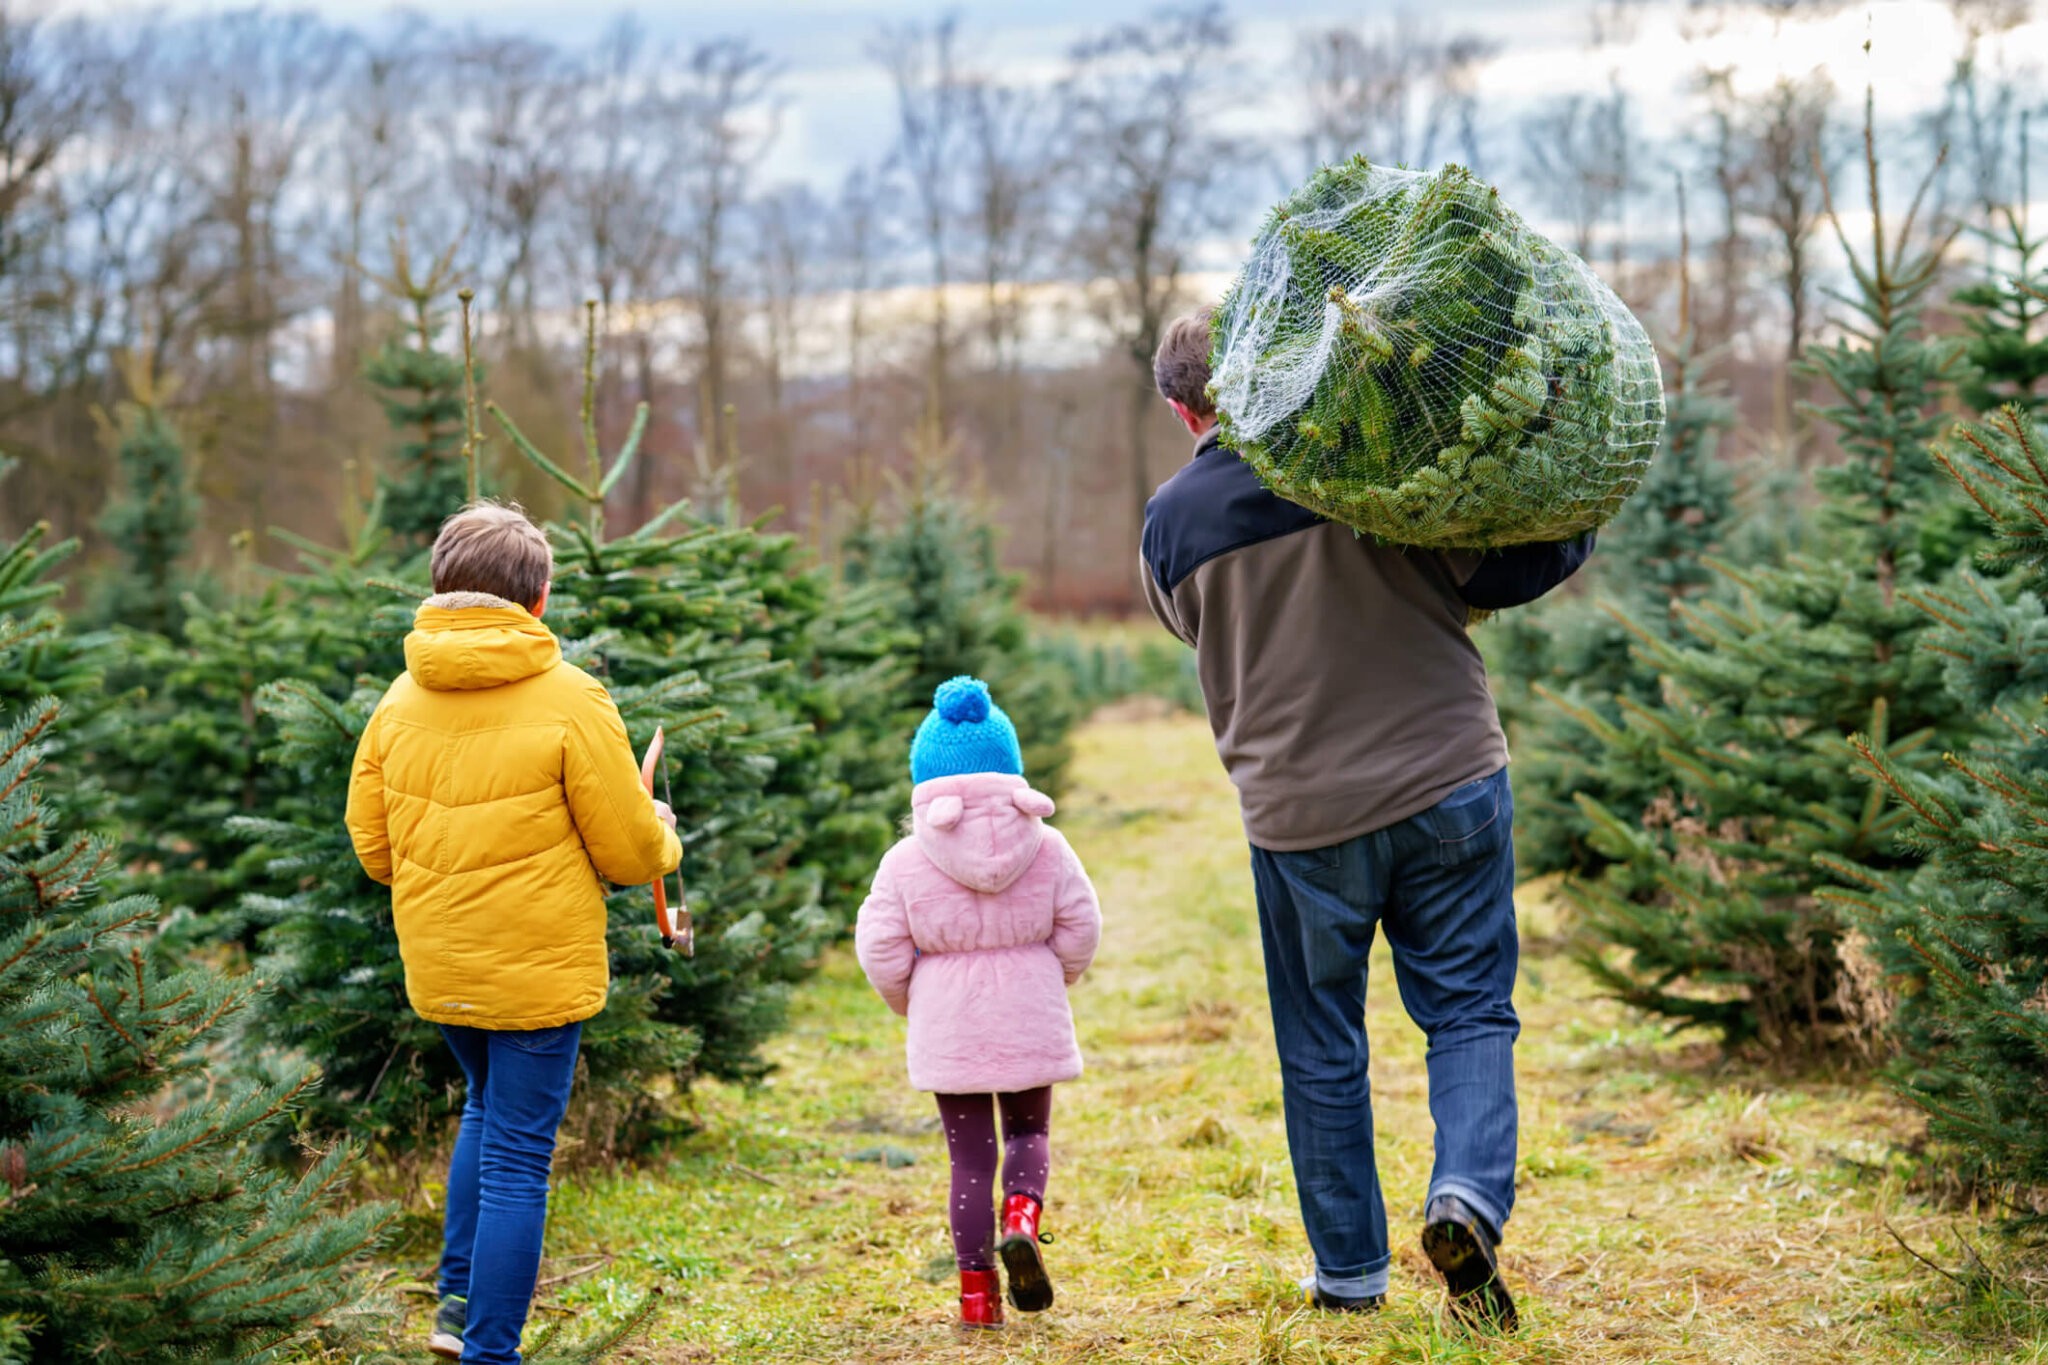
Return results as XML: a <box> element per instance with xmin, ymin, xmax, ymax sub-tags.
<box><xmin>1822</xmin><ymin>404</ymin><xmax>2048</xmax><ymax>1200</ymax></box>
<box><xmin>1954</xmin><ymin>116</ymin><xmax>2048</xmax><ymax>419</ymax></box>
<box><xmin>489</xmin><ymin>307</ymin><xmax>908</xmax><ymax>1097</ymax></box>
<box><xmin>92</xmin><ymin>359</ymin><xmax>199</xmax><ymax>640</ymax></box>
<box><xmin>0</xmin><ymin>695</ymin><xmax>386</xmax><ymax>1361</ymax></box>
<box><xmin>1</xmin><ymin>461</ymin><xmax>117</xmax><ymax>829</ymax></box>
<box><xmin>110</xmin><ymin>534</ymin><xmax>389</xmax><ymax>927</ymax></box>
<box><xmin>0</xmin><ymin>464</ymin><xmax>109</xmax><ymax>717</ymax></box>
<box><xmin>241</xmin><ymin>306</ymin><xmax>907</xmax><ymax>1153</ymax></box>
<box><xmin>366</xmin><ymin>232</ymin><xmax>473</xmax><ymax>549</ymax></box>
<box><xmin>1562</xmin><ymin>108</ymin><xmax>1982</xmax><ymax>1049</ymax></box>
<box><xmin>1493</xmin><ymin>216</ymin><xmax>1739</xmax><ymax>878</ymax></box>
<box><xmin>840</xmin><ymin>421</ymin><xmax>1078</xmax><ymax>798</ymax></box>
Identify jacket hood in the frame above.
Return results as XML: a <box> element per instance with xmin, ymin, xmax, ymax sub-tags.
<box><xmin>910</xmin><ymin>772</ymin><xmax>1054</xmax><ymax>894</ymax></box>
<box><xmin>405</xmin><ymin>594</ymin><xmax>562</xmax><ymax>692</ymax></box>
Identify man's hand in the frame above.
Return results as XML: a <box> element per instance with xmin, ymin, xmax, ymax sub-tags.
<box><xmin>653</xmin><ymin>800</ymin><xmax>678</xmax><ymax>830</ymax></box>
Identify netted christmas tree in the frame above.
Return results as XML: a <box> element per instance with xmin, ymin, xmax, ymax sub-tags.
<box><xmin>1210</xmin><ymin>154</ymin><xmax>1665</xmax><ymax>548</ymax></box>
<box><xmin>1821</xmin><ymin>404</ymin><xmax>2048</xmax><ymax>1200</ymax></box>
<box><xmin>0</xmin><ymin>694</ymin><xmax>387</xmax><ymax>1361</ymax></box>
<box><xmin>91</xmin><ymin>358</ymin><xmax>200</xmax><ymax>640</ymax></box>
<box><xmin>840</xmin><ymin>420</ymin><xmax>1077</xmax><ymax>798</ymax></box>
<box><xmin>1562</xmin><ymin>112</ymin><xmax>1984</xmax><ymax>1049</ymax></box>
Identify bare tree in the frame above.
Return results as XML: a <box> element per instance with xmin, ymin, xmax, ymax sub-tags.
<box><xmin>1295</xmin><ymin>17</ymin><xmax>1498</xmax><ymax>177</ymax></box>
<box><xmin>322</xmin><ymin>18</ymin><xmax>439</xmax><ymax>383</ymax></box>
<box><xmin>963</xmin><ymin>76</ymin><xmax>1046</xmax><ymax>375</ymax></box>
<box><xmin>962</xmin><ymin>73</ymin><xmax>1051</xmax><ymax>468</ymax></box>
<box><xmin>1058</xmin><ymin>2</ymin><xmax>1241</xmax><ymax>544</ymax></box>
<box><xmin>1692</xmin><ymin>66</ymin><xmax>1757</xmax><ymax>353</ymax></box>
<box><xmin>180</xmin><ymin>11</ymin><xmax>345</xmax><ymax>527</ymax></box>
<box><xmin>1683</xmin><ymin>0</ymin><xmax>1862</xmax><ymax>26</ymax></box>
<box><xmin>831</xmin><ymin>165</ymin><xmax>887</xmax><ymax>489</ymax></box>
<box><xmin>752</xmin><ymin>182</ymin><xmax>818</xmax><ymax>494</ymax></box>
<box><xmin>872</xmin><ymin>15</ymin><xmax>963</xmax><ymax>432</ymax></box>
<box><xmin>445</xmin><ymin>34</ymin><xmax>573</xmax><ymax>347</ymax></box>
<box><xmin>565</xmin><ymin>17</ymin><xmax>678</xmax><ymax>328</ymax></box>
<box><xmin>669</xmin><ymin>36</ymin><xmax>779</xmax><ymax>481</ymax></box>
<box><xmin>560</xmin><ymin>16</ymin><xmax>687</xmax><ymax>519</ymax></box>
<box><xmin>1747</xmin><ymin>72</ymin><xmax>1837</xmax><ymax>373</ymax></box>
<box><xmin>1921</xmin><ymin>2</ymin><xmax>2036</xmax><ymax>227</ymax></box>
<box><xmin>1521</xmin><ymin>84</ymin><xmax>1634</xmax><ymax>264</ymax></box>
<box><xmin>0</xmin><ymin>13</ymin><xmax>95</xmax><ymax>317</ymax></box>
<box><xmin>0</xmin><ymin>12</ymin><xmax>118</xmax><ymax>456</ymax></box>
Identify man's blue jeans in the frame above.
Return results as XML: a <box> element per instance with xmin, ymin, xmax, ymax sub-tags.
<box><xmin>438</xmin><ymin>1022</ymin><xmax>582</xmax><ymax>1364</ymax></box>
<box><xmin>1249</xmin><ymin>766</ymin><xmax>1519</xmax><ymax>1301</ymax></box>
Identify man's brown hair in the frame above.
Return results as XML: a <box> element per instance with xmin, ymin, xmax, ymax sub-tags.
<box><xmin>1153</xmin><ymin>308</ymin><xmax>1217</xmax><ymax>417</ymax></box>
<box><xmin>430</xmin><ymin>500</ymin><xmax>553</xmax><ymax>608</ymax></box>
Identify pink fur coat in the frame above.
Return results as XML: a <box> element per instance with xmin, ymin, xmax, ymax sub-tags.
<box><xmin>854</xmin><ymin>773</ymin><xmax>1101</xmax><ymax>1095</ymax></box>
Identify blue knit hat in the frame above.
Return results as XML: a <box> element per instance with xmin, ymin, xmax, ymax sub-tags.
<box><xmin>910</xmin><ymin>676</ymin><xmax>1023</xmax><ymax>784</ymax></box>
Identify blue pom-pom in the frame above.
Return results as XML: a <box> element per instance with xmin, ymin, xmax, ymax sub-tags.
<box><xmin>935</xmin><ymin>676</ymin><xmax>991</xmax><ymax>724</ymax></box>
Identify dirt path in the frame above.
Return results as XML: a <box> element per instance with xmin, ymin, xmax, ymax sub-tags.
<box><xmin>534</xmin><ymin>714</ymin><xmax>2033</xmax><ymax>1364</ymax></box>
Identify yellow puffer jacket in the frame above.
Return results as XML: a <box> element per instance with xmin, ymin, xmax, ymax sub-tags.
<box><xmin>345</xmin><ymin>595</ymin><xmax>681</xmax><ymax>1030</ymax></box>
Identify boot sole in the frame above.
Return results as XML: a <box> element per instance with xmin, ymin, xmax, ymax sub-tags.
<box><xmin>998</xmin><ymin>1235</ymin><xmax>1054</xmax><ymax>1313</ymax></box>
<box><xmin>427</xmin><ymin>1329</ymin><xmax>463</xmax><ymax>1360</ymax></box>
<box><xmin>1422</xmin><ymin>1218</ymin><xmax>1519</xmax><ymax>1332</ymax></box>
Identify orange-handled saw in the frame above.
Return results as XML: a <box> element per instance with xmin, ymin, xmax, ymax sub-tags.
<box><xmin>639</xmin><ymin>727</ymin><xmax>692</xmax><ymax>956</ymax></box>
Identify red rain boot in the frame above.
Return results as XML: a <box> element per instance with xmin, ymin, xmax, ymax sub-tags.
<box><xmin>998</xmin><ymin>1193</ymin><xmax>1054</xmax><ymax>1312</ymax></box>
<box><xmin>958</xmin><ymin>1268</ymin><xmax>1004</xmax><ymax>1329</ymax></box>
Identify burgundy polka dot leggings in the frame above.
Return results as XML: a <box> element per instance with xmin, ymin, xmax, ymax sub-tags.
<box><xmin>934</xmin><ymin>1086</ymin><xmax>1053</xmax><ymax>1271</ymax></box>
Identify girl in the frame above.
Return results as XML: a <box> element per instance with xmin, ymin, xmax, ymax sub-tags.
<box><xmin>855</xmin><ymin>676</ymin><xmax>1102</xmax><ymax>1329</ymax></box>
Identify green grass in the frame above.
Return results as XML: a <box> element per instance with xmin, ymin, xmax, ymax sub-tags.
<box><xmin>358</xmin><ymin>714</ymin><xmax>2048</xmax><ymax>1363</ymax></box>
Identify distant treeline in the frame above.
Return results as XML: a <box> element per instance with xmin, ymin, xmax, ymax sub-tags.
<box><xmin>0</xmin><ymin>2</ymin><xmax>2039</xmax><ymax>609</ymax></box>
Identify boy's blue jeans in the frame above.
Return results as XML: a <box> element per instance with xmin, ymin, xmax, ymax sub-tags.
<box><xmin>1249</xmin><ymin>766</ymin><xmax>1520</xmax><ymax>1301</ymax></box>
<box><xmin>438</xmin><ymin>1022</ymin><xmax>582</xmax><ymax>1365</ymax></box>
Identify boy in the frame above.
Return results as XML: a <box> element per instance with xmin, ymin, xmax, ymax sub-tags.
<box><xmin>346</xmin><ymin>501</ymin><xmax>680</xmax><ymax>1364</ymax></box>
<box><xmin>1141</xmin><ymin>310</ymin><xmax>1593</xmax><ymax>1330</ymax></box>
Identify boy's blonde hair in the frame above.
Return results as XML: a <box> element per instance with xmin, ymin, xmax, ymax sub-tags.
<box><xmin>430</xmin><ymin>500</ymin><xmax>553</xmax><ymax>608</ymax></box>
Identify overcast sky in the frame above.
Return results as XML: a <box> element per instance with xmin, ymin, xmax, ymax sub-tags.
<box><xmin>40</xmin><ymin>1</ymin><xmax>2044</xmax><ymax>195</ymax></box>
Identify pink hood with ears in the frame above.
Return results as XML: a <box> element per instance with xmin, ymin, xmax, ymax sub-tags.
<box><xmin>853</xmin><ymin>771</ymin><xmax>1103</xmax><ymax>1095</ymax></box>
<box><xmin>911</xmin><ymin>773</ymin><xmax>1057</xmax><ymax>894</ymax></box>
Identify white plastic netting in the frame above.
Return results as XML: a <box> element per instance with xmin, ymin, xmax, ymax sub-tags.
<box><xmin>1210</xmin><ymin>156</ymin><xmax>1665</xmax><ymax>549</ymax></box>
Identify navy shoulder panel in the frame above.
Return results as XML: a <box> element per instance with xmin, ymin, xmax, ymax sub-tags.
<box><xmin>1142</xmin><ymin>441</ymin><xmax>1324</xmax><ymax>594</ymax></box>
<box><xmin>1456</xmin><ymin>531</ymin><xmax>1598</xmax><ymax>610</ymax></box>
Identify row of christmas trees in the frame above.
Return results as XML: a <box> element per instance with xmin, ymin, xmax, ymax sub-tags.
<box><xmin>1495</xmin><ymin>109</ymin><xmax>2048</xmax><ymax>1209</ymax></box>
<box><xmin>0</xmin><ymin>277</ymin><xmax>1078</xmax><ymax>1354</ymax></box>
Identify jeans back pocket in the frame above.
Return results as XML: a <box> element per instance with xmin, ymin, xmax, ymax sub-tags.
<box><xmin>1422</xmin><ymin>770</ymin><xmax>1506</xmax><ymax>868</ymax></box>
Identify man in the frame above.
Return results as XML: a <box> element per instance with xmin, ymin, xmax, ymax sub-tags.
<box><xmin>1139</xmin><ymin>309</ymin><xmax>1593</xmax><ymax>1330</ymax></box>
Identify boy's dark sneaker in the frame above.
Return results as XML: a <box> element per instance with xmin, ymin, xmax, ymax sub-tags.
<box><xmin>428</xmin><ymin>1294</ymin><xmax>466</xmax><ymax>1360</ymax></box>
<box><xmin>1300</xmin><ymin>1277</ymin><xmax>1385</xmax><ymax>1313</ymax></box>
<box><xmin>1421</xmin><ymin>1195</ymin><xmax>1518</xmax><ymax>1332</ymax></box>
<box><xmin>997</xmin><ymin>1193</ymin><xmax>1054</xmax><ymax>1312</ymax></box>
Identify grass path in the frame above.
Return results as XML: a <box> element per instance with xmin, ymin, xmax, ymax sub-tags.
<box><xmin>446</xmin><ymin>714</ymin><xmax>2039</xmax><ymax>1363</ymax></box>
